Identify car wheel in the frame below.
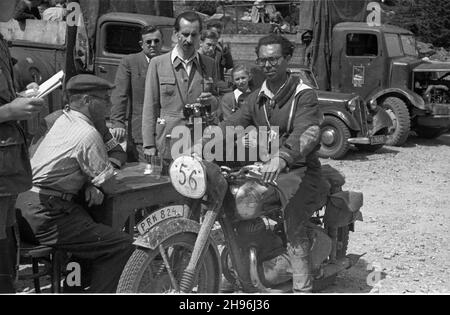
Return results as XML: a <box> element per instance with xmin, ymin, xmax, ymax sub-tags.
<box><xmin>318</xmin><ymin>116</ymin><xmax>351</xmax><ymax>159</ymax></box>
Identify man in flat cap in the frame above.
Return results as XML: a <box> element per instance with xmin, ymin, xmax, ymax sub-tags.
<box><xmin>16</xmin><ymin>74</ymin><xmax>134</xmax><ymax>293</ymax></box>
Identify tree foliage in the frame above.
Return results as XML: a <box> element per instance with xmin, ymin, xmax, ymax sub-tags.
<box><xmin>386</xmin><ymin>0</ymin><xmax>450</xmax><ymax>48</ymax></box>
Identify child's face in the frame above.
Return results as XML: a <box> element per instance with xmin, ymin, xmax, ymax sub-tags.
<box><xmin>233</xmin><ymin>70</ymin><xmax>250</xmax><ymax>92</ymax></box>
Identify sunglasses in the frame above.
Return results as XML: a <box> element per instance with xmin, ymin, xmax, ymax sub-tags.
<box><xmin>142</xmin><ymin>39</ymin><xmax>161</xmax><ymax>46</ymax></box>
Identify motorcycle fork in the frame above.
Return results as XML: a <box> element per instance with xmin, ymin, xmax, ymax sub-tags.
<box><xmin>217</xmin><ymin>216</ymin><xmax>258</xmax><ymax>293</ymax></box>
<box><xmin>178</xmin><ymin>201</ymin><xmax>219</xmax><ymax>293</ymax></box>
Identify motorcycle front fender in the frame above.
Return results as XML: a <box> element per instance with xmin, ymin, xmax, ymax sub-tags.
<box><xmin>371</xmin><ymin>105</ymin><xmax>393</xmax><ymax>135</ymax></box>
<box><xmin>133</xmin><ymin>217</ymin><xmax>218</xmax><ymax>251</ymax></box>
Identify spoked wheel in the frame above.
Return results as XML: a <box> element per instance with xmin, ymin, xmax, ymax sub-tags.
<box><xmin>117</xmin><ymin>233</ymin><xmax>221</xmax><ymax>293</ymax></box>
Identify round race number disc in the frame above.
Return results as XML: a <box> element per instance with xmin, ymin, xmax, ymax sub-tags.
<box><xmin>169</xmin><ymin>156</ymin><xmax>206</xmax><ymax>199</ymax></box>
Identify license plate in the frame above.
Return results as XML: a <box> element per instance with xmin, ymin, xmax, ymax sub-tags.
<box><xmin>137</xmin><ymin>205</ymin><xmax>185</xmax><ymax>235</ymax></box>
<box><xmin>370</xmin><ymin>135</ymin><xmax>386</xmax><ymax>145</ymax></box>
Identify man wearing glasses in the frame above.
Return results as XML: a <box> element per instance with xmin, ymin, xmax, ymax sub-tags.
<box><xmin>110</xmin><ymin>25</ymin><xmax>163</xmax><ymax>162</ymax></box>
<box><xmin>17</xmin><ymin>74</ymin><xmax>134</xmax><ymax>293</ymax></box>
<box><xmin>220</xmin><ymin>34</ymin><xmax>323</xmax><ymax>292</ymax></box>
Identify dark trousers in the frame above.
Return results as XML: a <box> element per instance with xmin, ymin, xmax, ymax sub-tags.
<box><xmin>16</xmin><ymin>191</ymin><xmax>134</xmax><ymax>293</ymax></box>
<box><xmin>127</xmin><ymin>141</ymin><xmax>145</xmax><ymax>163</ymax></box>
<box><xmin>282</xmin><ymin>167</ymin><xmax>328</xmax><ymax>292</ymax></box>
<box><xmin>283</xmin><ymin>167</ymin><xmax>327</xmax><ymax>245</ymax></box>
<box><xmin>0</xmin><ymin>228</ymin><xmax>16</xmax><ymax>293</ymax></box>
<box><xmin>0</xmin><ymin>196</ymin><xmax>17</xmax><ymax>293</ymax></box>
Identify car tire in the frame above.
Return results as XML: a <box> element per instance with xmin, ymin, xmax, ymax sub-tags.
<box><xmin>381</xmin><ymin>97</ymin><xmax>410</xmax><ymax>146</ymax></box>
<box><xmin>318</xmin><ymin>116</ymin><xmax>351</xmax><ymax>159</ymax></box>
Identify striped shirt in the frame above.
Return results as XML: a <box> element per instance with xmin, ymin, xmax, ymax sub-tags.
<box><xmin>31</xmin><ymin>109</ymin><xmax>115</xmax><ymax>195</ymax></box>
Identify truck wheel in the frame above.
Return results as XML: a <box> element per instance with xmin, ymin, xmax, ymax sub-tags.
<box><xmin>117</xmin><ymin>233</ymin><xmax>220</xmax><ymax>293</ymax></box>
<box><xmin>318</xmin><ymin>116</ymin><xmax>351</xmax><ymax>159</ymax></box>
<box><xmin>381</xmin><ymin>97</ymin><xmax>410</xmax><ymax>146</ymax></box>
<box><xmin>415</xmin><ymin>127</ymin><xmax>446</xmax><ymax>139</ymax></box>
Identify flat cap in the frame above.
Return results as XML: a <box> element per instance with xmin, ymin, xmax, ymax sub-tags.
<box><xmin>66</xmin><ymin>74</ymin><xmax>115</xmax><ymax>94</ymax></box>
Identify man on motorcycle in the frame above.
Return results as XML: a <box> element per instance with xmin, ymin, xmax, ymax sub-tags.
<box><xmin>218</xmin><ymin>34</ymin><xmax>323</xmax><ymax>292</ymax></box>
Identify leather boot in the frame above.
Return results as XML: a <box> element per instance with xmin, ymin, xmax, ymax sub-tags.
<box><xmin>287</xmin><ymin>236</ymin><xmax>312</xmax><ymax>293</ymax></box>
<box><xmin>0</xmin><ymin>238</ymin><xmax>15</xmax><ymax>293</ymax></box>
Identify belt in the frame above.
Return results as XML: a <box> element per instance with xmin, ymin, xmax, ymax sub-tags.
<box><xmin>30</xmin><ymin>186</ymin><xmax>75</xmax><ymax>202</ymax></box>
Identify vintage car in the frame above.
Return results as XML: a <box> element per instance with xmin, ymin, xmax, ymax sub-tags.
<box><xmin>249</xmin><ymin>67</ymin><xmax>392</xmax><ymax>159</ymax></box>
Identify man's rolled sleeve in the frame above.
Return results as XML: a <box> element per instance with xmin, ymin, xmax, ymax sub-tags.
<box><xmin>279</xmin><ymin>89</ymin><xmax>322</xmax><ymax>166</ymax></box>
<box><xmin>142</xmin><ymin>58</ymin><xmax>160</xmax><ymax>148</ymax></box>
<box><xmin>76</xmin><ymin>132</ymin><xmax>116</xmax><ymax>187</ymax></box>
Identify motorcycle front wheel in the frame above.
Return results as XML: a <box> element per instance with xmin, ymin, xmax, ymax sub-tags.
<box><xmin>117</xmin><ymin>233</ymin><xmax>221</xmax><ymax>293</ymax></box>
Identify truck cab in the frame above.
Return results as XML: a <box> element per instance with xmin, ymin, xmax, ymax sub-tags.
<box><xmin>94</xmin><ymin>13</ymin><xmax>174</xmax><ymax>87</ymax></box>
<box><xmin>0</xmin><ymin>12</ymin><xmax>174</xmax><ymax>116</ymax></box>
<box><xmin>330</xmin><ymin>22</ymin><xmax>450</xmax><ymax>145</ymax></box>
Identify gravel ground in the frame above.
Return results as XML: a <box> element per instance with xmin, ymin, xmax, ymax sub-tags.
<box><xmin>320</xmin><ymin>132</ymin><xmax>450</xmax><ymax>294</ymax></box>
<box><xmin>16</xmin><ymin>133</ymin><xmax>450</xmax><ymax>294</ymax></box>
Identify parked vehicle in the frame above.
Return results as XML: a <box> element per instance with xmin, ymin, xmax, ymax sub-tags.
<box><xmin>328</xmin><ymin>22</ymin><xmax>450</xmax><ymax>145</ymax></box>
<box><xmin>221</xmin><ymin>1</ymin><xmax>450</xmax><ymax>145</ymax></box>
<box><xmin>117</xmin><ymin>156</ymin><xmax>364</xmax><ymax>293</ymax></box>
<box><xmin>290</xmin><ymin>68</ymin><xmax>391</xmax><ymax>159</ymax></box>
<box><xmin>0</xmin><ymin>4</ymin><xmax>174</xmax><ymax>118</ymax></box>
<box><xmin>116</xmin><ymin>98</ymin><xmax>364</xmax><ymax>293</ymax></box>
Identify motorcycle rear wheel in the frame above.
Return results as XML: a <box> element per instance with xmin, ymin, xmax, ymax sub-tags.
<box><xmin>117</xmin><ymin>233</ymin><xmax>220</xmax><ymax>293</ymax></box>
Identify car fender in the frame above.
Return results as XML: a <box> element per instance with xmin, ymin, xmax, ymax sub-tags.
<box><xmin>371</xmin><ymin>106</ymin><xmax>393</xmax><ymax>135</ymax></box>
<box><xmin>367</xmin><ymin>88</ymin><xmax>426</xmax><ymax>111</ymax></box>
<box><xmin>322</xmin><ymin>108</ymin><xmax>361</xmax><ymax>131</ymax></box>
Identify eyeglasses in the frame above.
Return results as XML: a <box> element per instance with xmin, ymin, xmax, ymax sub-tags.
<box><xmin>255</xmin><ymin>56</ymin><xmax>283</xmax><ymax>67</ymax></box>
<box><xmin>142</xmin><ymin>39</ymin><xmax>161</xmax><ymax>46</ymax></box>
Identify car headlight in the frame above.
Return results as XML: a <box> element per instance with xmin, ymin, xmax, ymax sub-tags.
<box><xmin>369</xmin><ymin>99</ymin><xmax>378</xmax><ymax>111</ymax></box>
<box><xmin>347</xmin><ymin>97</ymin><xmax>359</xmax><ymax>112</ymax></box>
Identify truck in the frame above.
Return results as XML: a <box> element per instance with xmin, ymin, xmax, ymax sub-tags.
<box><xmin>292</xmin><ymin>67</ymin><xmax>390</xmax><ymax>159</ymax></box>
<box><xmin>0</xmin><ymin>1</ymin><xmax>175</xmax><ymax>118</ymax></box>
<box><xmin>296</xmin><ymin>0</ymin><xmax>450</xmax><ymax>146</ymax></box>
<box><xmin>219</xmin><ymin>1</ymin><xmax>392</xmax><ymax>158</ymax></box>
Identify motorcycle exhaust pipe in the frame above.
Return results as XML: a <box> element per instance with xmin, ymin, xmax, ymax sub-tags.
<box><xmin>249</xmin><ymin>247</ymin><xmax>288</xmax><ymax>293</ymax></box>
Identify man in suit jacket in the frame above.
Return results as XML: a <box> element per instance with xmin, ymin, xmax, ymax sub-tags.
<box><xmin>142</xmin><ymin>11</ymin><xmax>218</xmax><ymax>161</ymax></box>
<box><xmin>110</xmin><ymin>25</ymin><xmax>163</xmax><ymax>162</ymax></box>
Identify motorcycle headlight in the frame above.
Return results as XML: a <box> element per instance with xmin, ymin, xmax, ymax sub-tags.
<box><xmin>347</xmin><ymin>97</ymin><xmax>359</xmax><ymax>112</ymax></box>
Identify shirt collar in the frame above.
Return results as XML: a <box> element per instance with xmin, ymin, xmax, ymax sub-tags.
<box><xmin>233</xmin><ymin>88</ymin><xmax>250</xmax><ymax>102</ymax></box>
<box><xmin>234</xmin><ymin>89</ymin><xmax>243</xmax><ymax>102</ymax></box>
<box><xmin>171</xmin><ymin>46</ymin><xmax>199</xmax><ymax>66</ymax></box>
<box><xmin>258</xmin><ymin>80</ymin><xmax>275</xmax><ymax>100</ymax></box>
<box><xmin>63</xmin><ymin>108</ymin><xmax>94</xmax><ymax>126</ymax></box>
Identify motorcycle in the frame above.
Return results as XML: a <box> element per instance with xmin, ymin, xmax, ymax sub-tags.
<box><xmin>117</xmin><ymin>154</ymin><xmax>364</xmax><ymax>293</ymax></box>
